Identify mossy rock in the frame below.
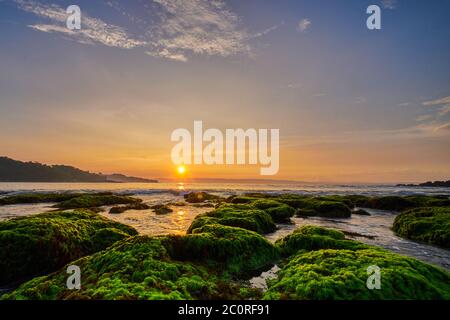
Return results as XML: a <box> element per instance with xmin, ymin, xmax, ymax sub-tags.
<box><xmin>393</xmin><ymin>207</ymin><xmax>450</xmax><ymax>248</ymax></box>
<box><xmin>151</xmin><ymin>204</ymin><xmax>173</xmax><ymax>215</ymax></box>
<box><xmin>109</xmin><ymin>202</ymin><xmax>150</xmax><ymax>214</ymax></box>
<box><xmin>0</xmin><ymin>193</ymin><xmax>85</xmax><ymax>206</ymax></box>
<box><xmin>275</xmin><ymin>225</ymin><xmax>369</xmax><ymax>256</ymax></box>
<box><xmin>264</xmin><ymin>248</ymin><xmax>450</xmax><ymax>300</ymax></box>
<box><xmin>251</xmin><ymin>199</ymin><xmax>296</xmax><ymax>223</ymax></box>
<box><xmin>294</xmin><ymin>199</ymin><xmax>352</xmax><ymax>218</ymax></box>
<box><xmin>353</xmin><ymin>208</ymin><xmax>371</xmax><ymax>215</ymax></box>
<box><xmin>56</xmin><ymin>194</ymin><xmax>141</xmax><ymax>209</ymax></box>
<box><xmin>184</xmin><ymin>192</ymin><xmax>222</xmax><ymax>203</ymax></box>
<box><xmin>357</xmin><ymin>196</ymin><xmax>416</xmax><ymax>211</ymax></box>
<box><xmin>340</xmin><ymin>195</ymin><xmax>450</xmax><ymax>211</ymax></box>
<box><xmin>187</xmin><ymin>204</ymin><xmax>276</xmax><ymax>234</ymax></box>
<box><xmin>0</xmin><ymin>210</ymin><xmax>137</xmax><ymax>286</ymax></box>
<box><xmin>229</xmin><ymin>196</ymin><xmax>260</xmax><ymax>204</ymax></box>
<box><xmin>2</xmin><ymin>236</ymin><xmax>244</xmax><ymax>300</ymax></box>
<box><xmin>166</xmin><ymin>224</ymin><xmax>279</xmax><ymax>277</ymax></box>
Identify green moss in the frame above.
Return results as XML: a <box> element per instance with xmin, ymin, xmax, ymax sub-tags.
<box><xmin>2</xmin><ymin>236</ymin><xmax>245</xmax><ymax>300</ymax></box>
<box><xmin>404</xmin><ymin>195</ymin><xmax>450</xmax><ymax>208</ymax></box>
<box><xmin>166</xmin><ymin>224</ymin><xmax>279</xmax><ymax>277</ymax></box>
<box><xmin>264</xmin><ymin>248</ymin><xmax>450</xmax><ymax>300</ymax></box>
<box><xmin>56</xmin><ymin>194</ymin><xmax>141</xmax><ymax>209</ymax></box>
<box><xmin>275</xmin><ymin>225</ymin><xmax>369</xmax><ymax>256</ymax></box>
<box><xmin>0</xmin><ymin>210</ymin><xmax>137</xmax><ymax>286</ymax></box>
<box><xmin>0</xmin><ymin>193</ymin><xmax>85</xmax><ymax>205</ymax></box>
<box><xmin>184</xmin><ymin>192</ymin><xmax>222</xmax><ymax>203</ymax></box>
<box><xmin>3</xmin><ymin>226</ymin><xmax>276</xmax><ymax>300</ymax></box>
<box><xmin>294</xmin><ymin>199</ymin><xmax>352</xmax><ymax>218</ymax></box>
<box><xmin>229</xmin><ymin>196</ymin><xmax>261</xmax><ymax>204</ymax></box>
<box><xmin>187</xmin><ymin>204</ymin><xmax>276</xmax><ymax>234</ymax></box>
<box><xmin>393</xmin><ymin>207</ymin><xmax>450</xmax><ymax>248</ymax></box>
<box><xmin>251</xmin><ymin>199</ymin><xmax>296</xmax><ymax>223</ymax></box>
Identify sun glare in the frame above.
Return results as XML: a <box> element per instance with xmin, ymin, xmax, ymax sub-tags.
<box><xmin>177</xmin><ymin>165</ymin><xmax>186</xmax><ymax>175</ymax></box>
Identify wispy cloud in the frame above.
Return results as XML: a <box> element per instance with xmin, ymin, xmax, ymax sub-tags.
<box><xmin>147</xmin><ymin>0</ymin><xmax>250</xmax><ymax>60</ymax></box>
<box><xmin>354</xmin><ymin>96</ymin><xmax>367</xmax><ymax>104</ymax></box>
<box><xmin>15</xmin><ymin>0</ymin><xmax>145</xmax><ymax>49</ymax></box>
<box><xmin>381</xmin><ymin>0</ymin><xmax>398</xmax><ymax>10</ymax></box>
<box><xmin>434</xmin><ymin>121</ymin><xmax>450</xmax><ymax>132</ymax></box>
<box><xmin>145</xmin><ymin>49</ymin><xmax>187</xmax><ymax>62</ymax></box>
<box><xmin>423</xmin><ymin>95</ymin><xmax>450</xmax><ymax>117</ymax></box>
<box><xmin>14</xmin><ymin>0</ymin><xmax>252</xmax><ymax>62</ymax></box>
<box><xmin>297</xmin><ymin>18</ymin><xmax>311</xmax><ymax>33</ymax></box>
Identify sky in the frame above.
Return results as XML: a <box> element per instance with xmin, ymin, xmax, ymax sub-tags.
<box><xmin>0</xmin><ymin>0</ymin><xmax>449</xmax><ymax>183</ymax></box>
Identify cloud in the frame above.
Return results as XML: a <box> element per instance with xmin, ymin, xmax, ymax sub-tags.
<box><xmin>145</xmin><ymin>49</ymin><xmax>187</xmax><ymax>62</ymax></box>
<box><xmin>297</xmin><ymin>18</ymin><xmax>311</xmax><ymax>33</ymax></box>
<box><xmin>15</xmin><ymin>0</ymin><xmax>145</xmax><ymax>49</ymax></box>
<box><xmin>381</xmin><ymin>0</ymin><xmax>397</xmax><ymax>10</ymax></box>
<box><xmin>423</xmin><ymin>96</ymin><xmax>450</xmax><ymax>107</ymax></box>
<box><xmin>423</xmin><ymin>95</ymin><xmax>450</xmax><ymax>117</ymax></box>
<box><xmin>354</xmin><ymin>96</ymin><xmax>367</xmax><ymax>104</ymax></box>
<box><xmin>148</xmin><ymin>0</ymin><xmax>250</xmax><ymax>61</ymax></box>
<box><xmin>15</xmin><ymin>0</ymin><xmax>252</xmax><ymax>62</ymax></box>
<box><xmin>434</xmin><ymin>122</ymin><xmax>450</xmax><ymax>132</ymax></box>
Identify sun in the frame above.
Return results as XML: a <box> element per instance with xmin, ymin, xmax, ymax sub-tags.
<box><xmin>177</xmin><ymin>165</ymin><xmax>186</xmax><ymax>175</ymax></box>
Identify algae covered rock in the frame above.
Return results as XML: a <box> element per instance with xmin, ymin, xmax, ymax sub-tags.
<box><xmin>265</xmin><ymin>225</ymin><xmax>450</xmax><ymax>300</ymax></box>
<box><xmin>0</xmin><ymin>210</ymin><xmax>137</xmax><ymax>286</ymax></box>
<box><xmin>264</xmin><ymin>248</ymin><xmax>450</xmax><ymax>300</ymax></box>
<box><xmin>187</xmin><ymin>204</ymin><xmax>276</xmax><ymax>234</ymax></box>
<box><xmin>251</xmin><ymin>199</ymin><xmax>296</xmax><ymax>223</ymax></box>
<box><xmin>184</xmin><ymin>192</ymin><xmax>222</xmax><ymax>203</ymax></box>
<box><xmin>109</xmin><ymin>202</ymin><xmax>150</xmax><ymax>214</ymax></box>
<box><xmin>2</xmin><ymin>236</ymin><xmax>241</xmax><ymax>300</ymax></box>
<box><xmin>167</xmin><ymin>224</ymin><xmax>279</xmax><ymax>276</ymax></box>
<box><xmin>151</xmin><ymin>204</ymin><xmax>173</xmax><ymax>215</ymax></box>
<box><xmin>353</xmin><ymin>208</ymin><xmax>371</xmax><ymax>215</ymax></box>
<box><xmin>393</xmin><ymin>206</ymin><xmax>450</xmax><ymax>248</ymax></box>
<box><xmin>56</xmin><ymin>194</ymin><xmax>141</xmax><ymax>209</ymax></box>
<box><xmin>3</xmin><ymin>229</ymin><xmax>275</xmax><ymax>300</ymax></box>
<box><xmin>275</xmin><ymin>225</ymin><xmax>369</xmax><ymax>256</ymax></box>
<box><xmin>0</xmin><ymin>192</ymin><xmax>84</xmax><ymax>206</ymax></box>
<box><xmin>294</xmin><ymin>199</ymin><xmax>352</xmax><ymax>218</ymax></box>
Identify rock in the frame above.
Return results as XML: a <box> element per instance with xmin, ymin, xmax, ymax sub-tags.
<box><xmin>56</xmin><ymin>194</ymin><xmax>142</xmax><ymax>209</ymax></box>
<box><xmin>0</xmin><ymin>210</ymin><xmax>137</xmax><ymax>286</ymax></box>
<box><xmin>109</xmin><ymin>202</ymin><xmax>150</xmax><ymax>214</ymax></box>
<box><xmin>250</xmin><ymin>199</ymin><xmax>296</xmax><ymax>223</ymax></box>
<box><xmin>151</xmin><ymin>204</ymin><xmax>173</xmax><ymax>215</ymax></box>
<box><xmin>184</xmin><ymin>192</ymin><xmax>222</xmax><ymax>203</ymax></box>
<box><xmin>353</xmin><ymin>208</ymin><xmax>371</xmax><ymax>215</ymax></box>
<box><xmin>393</xmin><ymin>206</ymin><xmax>450</xmax><ymax>248</ymax></box>
<box><xmin>265</xmin><ymin>225</ymin><xmax>450</xmax><ymax>300</ymax></box>
<box><xmin>187</xmin><ymin>203</ymin><xmax>276</xmax><ymax>234</ymax></box>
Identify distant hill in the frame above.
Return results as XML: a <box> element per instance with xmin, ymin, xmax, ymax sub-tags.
<box><xmin>0</xmin><ymin>157</ymin><xmax>157</xmax><ymax>183</ymax></box>
<box><xmin>397</xmin><ymin>180</ymin><xmax>450</xmax><ymax>188</ymax></box>
<box><xmin>105</xmin><ymin>173</ymin><xmax>157</xmax><ymax>183</ymax></box>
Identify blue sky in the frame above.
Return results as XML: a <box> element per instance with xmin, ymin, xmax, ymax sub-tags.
<box><xmin>0</xmin><ymin>0</ymin><xmax>449</xmax><ymax>182</ymax></box>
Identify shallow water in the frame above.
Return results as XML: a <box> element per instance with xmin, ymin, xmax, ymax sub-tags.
<box><xmin>265</xmin><ymin>208</ymin><xmax>450</xmax><ymax>271</ymax></box>
<box><xmin>99</xmin><ymin>194</ymin><xmax>212</xmax><ymax>236</ymax></box>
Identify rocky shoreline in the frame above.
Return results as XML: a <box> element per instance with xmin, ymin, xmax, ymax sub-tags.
<box><xmin>0</xmin><ymin>192</ymin><xmax>449</xmax><ymax>299</ymax></box>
